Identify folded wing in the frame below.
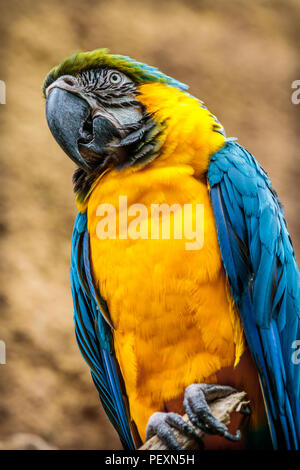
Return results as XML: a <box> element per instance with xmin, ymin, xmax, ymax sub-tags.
<box><xmin>208</xmin><ymin>140</ymin><xmax>300</xmax><ymax>449</ymax></box>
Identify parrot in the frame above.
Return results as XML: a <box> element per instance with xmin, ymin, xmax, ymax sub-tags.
<box><xmin>43</xmin><ymin>49</ymin><xmax>300</xmax><ymax>450</ymax></box>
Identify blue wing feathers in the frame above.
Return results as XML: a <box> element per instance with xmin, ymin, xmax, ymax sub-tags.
<box><xmin>70</xmin><ymin>212</ymin><xmax>135</xmax><ymax>449</ymax></box>
<box><xmin>209</xmin><ymin>141</ymin><xmax>300</xmax><ymax>449</ymax></box>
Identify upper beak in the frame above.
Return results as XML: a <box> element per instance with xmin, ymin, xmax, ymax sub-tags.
<box><xmin>46</xmin><ymin>87</ymin><xmax>91</xmax><ymax>170</ymax></box>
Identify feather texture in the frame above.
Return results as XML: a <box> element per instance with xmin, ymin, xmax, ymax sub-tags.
<box><xmin>70</xmin><ymin>212</ymin><xmax>136</xmax><ymax>449</ymax></box>
<box><xmin>208</xmin><ymin>140</ymin><xmax>300</xmax><ymax>449</ymax></box>
<box><xmin>42</xmin><ymin>48</ymin><xmax>188</xmax><ymax>97</ymax></box>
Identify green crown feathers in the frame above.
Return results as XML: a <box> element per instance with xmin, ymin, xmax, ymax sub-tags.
<box><xmin>42</xmin><ymin>48</ymin><xmax>188</xmax><ymax>96</ymax></box>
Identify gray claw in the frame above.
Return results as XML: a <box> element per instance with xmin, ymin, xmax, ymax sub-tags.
<box><xmin>184</xmin><ymin>383</ymin><xmax>242</xmax><ymax>443</ymax></box>
<box><xmin>146</xmin><ymin>411</ymin><xmax>203</xmax><ymax>450</ymax></box>
<box><xmin>224</xmin><ymin>429</ymin><xmax>242</xmax><ymax>441</ymax></box>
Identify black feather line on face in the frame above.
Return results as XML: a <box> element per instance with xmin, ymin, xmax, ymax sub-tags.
<box><xmin>71</xmin><ymin>68</ymin><xmax>165</xmax><ymax>199</ymax></box>
<box><xmin>73</xmin><ymin>111</ymin><xmax>164</xmax><ymax>199</ymax></box>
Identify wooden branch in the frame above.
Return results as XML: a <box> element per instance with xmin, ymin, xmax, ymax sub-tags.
<box><xmin>139</xmin><ymin>391</ymin><xmax>249</xmax><ymax>450</ymax></box>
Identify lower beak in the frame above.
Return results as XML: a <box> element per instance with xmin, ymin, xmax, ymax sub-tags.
<box><xmin>46</xmin><ymin>87</ymin><xmax>91</xmax><ymax>170</ymax></box>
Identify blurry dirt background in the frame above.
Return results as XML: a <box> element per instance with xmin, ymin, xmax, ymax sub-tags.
<box><xmin>0</xmin><ymin>0</ymin><xmax>299</xmax><ymax>449</ymax></box>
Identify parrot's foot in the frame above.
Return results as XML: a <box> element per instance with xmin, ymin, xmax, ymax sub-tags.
<box><xmin>146</xmin><ymin>411</ymin><xmax>204</xmax><ymax>450</ymax></box>
<box><xmin>146</xmin><ymin>384</ymin><xmax>242</xmax><ymax>450</ymax></box>
<box><xmin>184</xmin><ymin>383</ymin><xmax>242</xmax><ymax>442</ymax></box>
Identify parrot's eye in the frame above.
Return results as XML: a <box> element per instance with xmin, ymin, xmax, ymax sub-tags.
<box><xmin>63</xmin><ymin>77</ymin><xmax>77</xmax><ymax>86</ymax></box>
<box><xmin>109</xmin><ymin>72</ymin><xmax>122</xmax><ymax>85</ymax></box>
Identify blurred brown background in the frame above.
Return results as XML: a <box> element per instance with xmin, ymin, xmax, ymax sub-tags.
<box><xmin>0</xmin><ymin>0</ymin><xmax>299</xmax><ymax>450</ymax></box>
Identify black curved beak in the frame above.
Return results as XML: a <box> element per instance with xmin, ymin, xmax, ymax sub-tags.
<box><xmin>46</xmin><ymin>87</ymin><xmax>91</xmax><ymax>169</ymax></box>
<box><xmin>46</xmin><ymin>87</ymin><xmax>122</xmax><ymax>171</ymax></box>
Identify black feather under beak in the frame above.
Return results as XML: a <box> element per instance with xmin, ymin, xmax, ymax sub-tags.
<box><xmin>46</xmin><ymin>87</ymin><xmax>122</xmax><ymax>170</ymax></box>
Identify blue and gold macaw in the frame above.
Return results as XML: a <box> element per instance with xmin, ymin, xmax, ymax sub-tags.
<box><xmin>43</xmin><ymin>49</ymin><xmax>300</xmax><ymax>450</ymax></box>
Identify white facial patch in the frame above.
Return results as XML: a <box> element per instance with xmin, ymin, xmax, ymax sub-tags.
<box><xmin>111</xmin><ymin>106</ymin><xmax>143</xmax><ymax>127</ymax></box>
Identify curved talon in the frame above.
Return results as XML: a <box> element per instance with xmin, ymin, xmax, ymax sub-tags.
<box><xmin>223</xmin><ymin>429</ymin><xmax>242</xmax><ymax>442</ymax></box>
<box><xmin>239</xmin><ymin>404</ymin><xmax>252</xmax><ymax>416</ymax></box>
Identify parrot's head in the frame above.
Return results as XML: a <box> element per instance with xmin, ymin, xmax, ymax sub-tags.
<box><xmin>43</xmin><ymin>49</ymin><xmax>225</xmax><ymax>199</ymax></box>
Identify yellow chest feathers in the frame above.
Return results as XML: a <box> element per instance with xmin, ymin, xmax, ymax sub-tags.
<box><xmin>86</xmin><ymin>165</ymin><xmax>245</xmax><ymax>439</ymax></box>
<box><xmin>80</xmin><ymin>84</ymin><xmax>245</xmax><ymax>440</ymax></box>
